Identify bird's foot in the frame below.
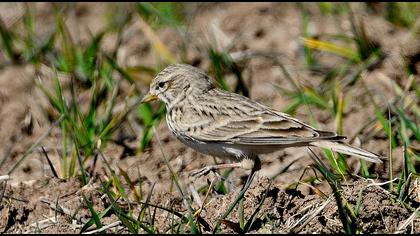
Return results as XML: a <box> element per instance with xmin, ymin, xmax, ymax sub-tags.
<box><xmin>189</xmin><ymin>166</ymin><xmax>216</xmax><ymax>178</ymax></box>
<box><xmin>188</xmin><ymin>162</ymin><xmax>243</xmax><ymax>178</ymax></box>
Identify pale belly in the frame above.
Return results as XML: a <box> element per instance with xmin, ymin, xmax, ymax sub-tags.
<box><xmin>176</xmin><ymin>134</ymin><xmax>245</xmax><ymax>160</ymax></box>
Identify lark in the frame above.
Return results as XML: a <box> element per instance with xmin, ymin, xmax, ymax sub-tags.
<box><xmin>142</xmin><ymin>64</ymin><xmax>384</xmax><ymax>177</ymax></box>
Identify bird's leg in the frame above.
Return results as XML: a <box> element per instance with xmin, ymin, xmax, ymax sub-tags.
<box><xmin>189</xmin><ymin>162</ymin><xmax>242</xmax><ymax>178</ymax></box>
<box><xmin>189</xmin><ymin>157</ymin><xmax>261</xmax><ymax>178</ymax></box>
<box><xmin>242</xmin><ymin>156</ymin><xmax>260</xmax><ymax>189</ymax></box>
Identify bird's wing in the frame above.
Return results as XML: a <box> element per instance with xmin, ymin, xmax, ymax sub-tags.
<box><xmin>173</xmin><ymin>90</ymin><xmax>342</xmax><ymax>145</ymax></box>
<box><xmin>231</xmin><ymin>111</ymin><xmax>342</xmax><ymax>145</ymax></box>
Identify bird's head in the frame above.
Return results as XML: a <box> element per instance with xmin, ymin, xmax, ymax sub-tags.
<box><xmin>141</xmin><ymin>64</ymin><xmax>215</xmax><ymax>107</ymax></box>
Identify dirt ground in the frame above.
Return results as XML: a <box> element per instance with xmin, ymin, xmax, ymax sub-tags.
<box><xmin>2</xmin><ymin>175</ymin><xmax>420</xmax><ymax>233</ymax></box>
<box><xmin>0</xmin><ymin>2</ymin><xmax>419</xmax><ymax>233</ymax></box>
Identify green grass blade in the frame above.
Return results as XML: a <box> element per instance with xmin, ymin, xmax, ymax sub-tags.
<box><xmin>153</xmin><ymin>127</ymin><xmax>198</xmax><ymax>233</ymax></box>
<box><xmin>354</xmin><ymin>189</ymin><xmax>364</xmax><ymax>218</ymax></box>
<box><xmin>308</xmin><ymin>148</ymin><xmax>358</xmax><ymax>234</ymax></box>
<box><xmin>213</xmin><ymin>174</ymin><xmax>255</xmax><ymax>233</ymax></box>
<box><xmin>0</xmin><ymin>18</ymin><xmax>20</xmax><ymax>63</ymax></box>
<box><xmin>82</xmin><ymin>193</ymin><xmax>103</xmax><ymax>230</ymax></box>
<box><xmin>74</xmin><ymin>141</ymin><xmax>88</xmax><ymax>185</ymax></box>
<box><xmin>135</xmin><ymin>2</ymin><xmax>184</xmax><ymax>28</ymax></box>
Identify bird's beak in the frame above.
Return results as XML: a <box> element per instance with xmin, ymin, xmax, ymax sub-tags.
<box><xmin>141</xmin><ymin>92</ymin><xmax>158</xmax><ymax>103</ymax></box>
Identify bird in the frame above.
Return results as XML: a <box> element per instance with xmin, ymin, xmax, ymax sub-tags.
<box><xmin>141</xmin><ymin>64</ymin><xmax>384</xmax><ymax>177</ymax></box>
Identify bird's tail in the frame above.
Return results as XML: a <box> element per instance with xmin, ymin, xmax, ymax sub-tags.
<box><xmin>310</xmin><ymin>141</ymin><xmax>384</xmax><ymax>163</ymax></box>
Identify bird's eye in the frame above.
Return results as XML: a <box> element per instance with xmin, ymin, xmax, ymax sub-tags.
<box><xmin>158</xmin><ymin>82</ymin><xmax>166</xmax><ymax>89</ymax></box>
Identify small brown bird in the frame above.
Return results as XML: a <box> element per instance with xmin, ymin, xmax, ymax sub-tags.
<box><xmin>142</xmin><ymin>64</ymin><xmax>383</xmax><ymax>176</ymax></box>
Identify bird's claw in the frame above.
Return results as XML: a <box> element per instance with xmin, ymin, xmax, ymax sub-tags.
<box><xmin>189</xmin><ymin>166</ymin><xmax>215</xmax><ymax>178</ymax></box>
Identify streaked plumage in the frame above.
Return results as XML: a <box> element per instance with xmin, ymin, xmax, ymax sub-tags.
<box><xmin>142</xmin><ymin>64</ymin><xmax>383</xmax><ymax>175</ymax></box>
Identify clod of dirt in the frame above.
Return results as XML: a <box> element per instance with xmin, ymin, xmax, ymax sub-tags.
<box><xmin>1</xmin><ymin>178</ymin><xmax>84</xmax><ymax>233</ymax></box>
<box><xmin>149</xmin><ymin>176</ymin><xmax>420</xmax><ymax>234</ymax></box>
